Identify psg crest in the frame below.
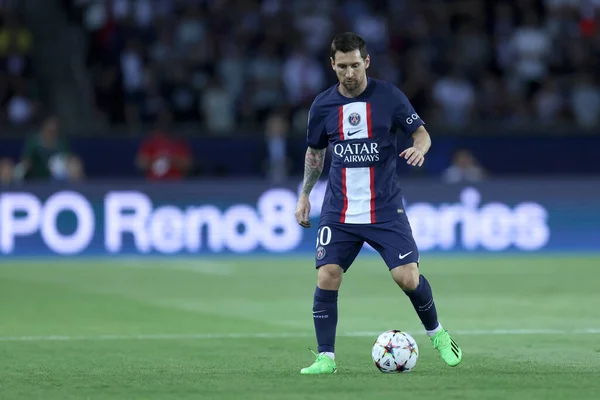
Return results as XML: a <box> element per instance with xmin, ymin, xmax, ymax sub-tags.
<box><xmin>316</xmin><ymin>246</ymin><xmax>326</xmax><ymax>260</ymax></box>
<box><xmin>348</xmin><ymin>112</ymin><xmax>361</xmax><ymax>126</ymax></box>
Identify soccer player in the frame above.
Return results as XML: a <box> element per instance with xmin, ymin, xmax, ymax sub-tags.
<box><xmin>295</xmin><ymin>32</ymin><xmax>462</xmax><ymax>374</ymax></box>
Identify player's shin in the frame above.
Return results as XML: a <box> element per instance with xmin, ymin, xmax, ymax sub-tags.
<box><xmin>312</xmin><ymin>286</ymin><xmax>338</xmax><ymax>359</ymax></box>
<box><xmin>403</xmin><ymin>275</ymin><xmax>442</xmax><ymax>336</ymax></box>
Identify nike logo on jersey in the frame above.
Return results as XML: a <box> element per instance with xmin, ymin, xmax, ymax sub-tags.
<box><xmin>347</xmin><ymin>129</ymin><xmax>362</xmax><ymax>136</ymax></box>
<box><xmin>313</xmin><ymin>310</ymin><xmax>327</xmax><ymax>314</ymax></box>
<box><xmin>399</xmin><ymin>251</ymin><xmax>413</xmax><ymax>260</ymax></box>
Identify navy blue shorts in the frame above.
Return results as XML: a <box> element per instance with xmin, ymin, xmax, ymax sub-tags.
<box><xmin>314</xmin><ymin>213</ymin><xmax>420</xmax><ymax>271</ymax></box>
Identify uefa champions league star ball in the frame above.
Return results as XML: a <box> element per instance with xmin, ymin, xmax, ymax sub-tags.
<box><xmin>372</xmin><ymin>330</ymin><xmax>419</xmax><ymax>373</ymax></box>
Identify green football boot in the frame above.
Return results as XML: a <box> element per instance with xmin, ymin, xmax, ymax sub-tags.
<box><xmin>430</xmin><ymin>329</ymin><xmax>462</xmax><ymax>367</ymax></box>
<box><xmin>300</xmin><ymin>351</ymin><xmax>337</xmax><ymax>375</ymax></box>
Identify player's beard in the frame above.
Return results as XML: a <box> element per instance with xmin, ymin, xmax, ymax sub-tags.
<box><xmin>341</xmin><ymin>75</ymin><xmax>364</xmax><ymax>94</ymax></box>
<box><xmin>342</xmin><ymin>78</ymin><xmax>359</xmax><ymax>91</ymax></box>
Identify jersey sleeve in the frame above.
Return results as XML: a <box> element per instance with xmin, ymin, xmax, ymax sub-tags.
<box><xmin>391</xmin><ymin>86</ymin><xmax>424</xmax><ymax>136</ymax></box>
<box><xmin>306</xmin><ymin>101</ymin><xmax>329</xmax><ymax>149</ymax></box>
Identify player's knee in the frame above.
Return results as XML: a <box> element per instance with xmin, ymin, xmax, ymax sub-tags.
<box><xmin>391</xmin><ymin>263</ymin><xmax>420</xmax><ymax>291</ymax></box>
<box><xmin>317</xmin><ymin>264</ymin><xmax>343</xmax><ymax>290</ymax></box>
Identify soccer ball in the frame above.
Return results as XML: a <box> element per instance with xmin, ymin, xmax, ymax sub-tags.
<box><xmin>371</xmin><ymin>330</ymin><xmax>419</xmax><ymax>373</ymax></box>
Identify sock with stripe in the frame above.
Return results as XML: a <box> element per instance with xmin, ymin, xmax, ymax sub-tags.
<box><xmin>403</xmin><ymin>275</ymin><xmax>439</xmax><ymax>331</ymax></box>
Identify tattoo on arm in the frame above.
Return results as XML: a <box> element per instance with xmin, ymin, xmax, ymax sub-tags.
<box><xmin>301</xmin><ymin>147</ymin><xmax>326</xmax><ymax>196</ymax></box>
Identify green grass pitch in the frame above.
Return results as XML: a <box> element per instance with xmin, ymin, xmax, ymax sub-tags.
<box><xmin>1</xmin><ymin>254</ymin><xmax>599</xmax><ymax>399</ymax></box>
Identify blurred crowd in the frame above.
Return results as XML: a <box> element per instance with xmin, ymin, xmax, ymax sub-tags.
<box><xmin>70</xmin><ymin>0</ymin><xmax>600</xmax><ymax>133</ymax></box>
<box><xmin>2</xmin><ymin>0</ymin><xmax>600</xmax><ymax>133</ymax></box>
<box><xmin>0</xmin><ymin>3</ymin><xmax>39</xmax><ymax>128</ymax></box>
<box><xmin>1</xmin><ymin>0</ymin><xmax>599</xmax><ymax>184</ymax></box>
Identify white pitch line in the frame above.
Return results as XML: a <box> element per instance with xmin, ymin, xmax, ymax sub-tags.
<box><xmin>116</xmin><ymin>259</ymin><xmax>234</xmax><ymax>276</ymax></box>
<box><xmin>0</xmin><ymin>329</ymin><xmax>599</xmax><ymax>342</ymax></box>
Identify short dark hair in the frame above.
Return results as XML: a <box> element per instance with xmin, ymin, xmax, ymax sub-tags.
<box><xmin>330</xmin><ymin>32</ymin><xmax>368</xmax><ymax>60</ymax></box>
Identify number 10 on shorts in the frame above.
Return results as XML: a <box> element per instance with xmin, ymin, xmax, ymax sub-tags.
<box><xmin>316</xmin><ymin>226</ymin><xmax>332</xmax><ymax>247</ymax></box>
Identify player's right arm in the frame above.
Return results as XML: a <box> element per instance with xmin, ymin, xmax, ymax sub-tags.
<box><xmin>301</xmin><ymin>146</ymin><xmax>326</xmax><ymax>195</ymax></box>
<box><xmin>296</xmin><ymin>100</ymin><xmax>329</xmax><ymax>228</ymax></box>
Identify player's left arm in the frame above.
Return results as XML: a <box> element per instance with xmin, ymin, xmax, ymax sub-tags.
<box><xmin>400</xmin><ymin>126</ymin><xmax>431</xmax><ymax>167</ymax></box>
<box><xmin>391</xmin><ymin>85</ymin><xmax>430</xmax><ymax>167</ymax></box>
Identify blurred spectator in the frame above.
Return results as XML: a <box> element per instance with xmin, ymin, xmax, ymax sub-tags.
<box><xmin>93</xmin><ymin>65</ymin><xmax>123</xmax><ymax>124</ymax></box>
<box><xmin>168</xmin><ymin>65</ymin><xmax>197</xmax><ymax>122</ymax></box>
<box><xmin>295</xmin><ymin>4</ymin><xmax>334</xmax><ymax>55</ymax></box>
<box><xmin>248</xmin><ymin>42</ymin><xmax>284</xmax><ymax>123</ymax></box>
<box><xmin>2</xmin><ymin>34</ymin><xmax>32</xmax><ymax>78</ymax></box>
<box><xmin>140</xmin><ymin>65</ymin><xmax>167</xmax><ymax>123</ymax></box>
<box><xmin>533</xmin><ymin>78</ymin><xmax>565</xmax><ymax>125</ymax></box>
<box><xmin>0</xmin><ymin>71</ymin><xmax>8</xmax><ymax>121</ymax></box>
<box><xmin>6</xmin><ymin>77</ymin><xmax>37</xmax><ymax>125</ymax></box>
<box><xmin>264</xmin><ymin>112</ymin><xmax>289</xmax><ymax>183</ymax></box>
<box><xmin>200</xmin><ymin>76</ymin><xmax>235</xmax><ymax>134</ymax></box>
<box><xmin>442</xmin><ymin>149</ymin><xmax>487</xmax><ymax>184</ymax></box>
<box><xmin>215</xmin><ymin>43</ymin><xmax>245</xmax><ymax>100</ymax></box>
<box><xmin>0</xmin><ymin>10</ymin><xmax>37</xmax><ymax>128</ymax></box>
<box><xmin>283</xmin><ymin>46</ymin><xmax>325</xmax><ymax>108</ymax></box>
<box><xmin>432</xmin><ymin>67</ymin><xmax>475</xmax><ymax>128</ymax></box>
<box><xmin>352</xmin><ymin>6</ymin><xmax>388</xmax><ymax>53</ymax></box>
<box><xmin>15</xmin><ymin>116</ymin><xmax>84</xmax><ymax>182</ymax></box>
<box><xmin>0</xmin><ymin>14</ymin><xmax>33</xmax><ymax>67</ymax></box>
<box><xmin>0</xmin><ymin>157</ymin><xmax>13</xmax><ymax>184</ymax></box>
<box><xmin>120</xmin><ymin>38</ymin><xmax>146</xmax><ymax>129</ymax></box>
<box><xmin>136</xmin><ymin>110</ymin><xmax>192</xmax><ymax>180</ymax></box>
<box><xmin>454</xmin><ymin>21</ymin><xmax>490</xmax><ymax>74</ymax></box>
<box><xmin>478</xmin><ymin>72</ymin><xmax>510</xmax><ymax>121</ymax></box>
<box><xmin>570</xmin><ymin>73</ymin><xmax>600</xmax><ymax>130</ymax></box>
<box><xmin>508</xmin><ymin>11</ymin><xmax>552</xmax><ymax>87</ymax></box>
<box><xmin>175</xmin><ymin>4</ymin><xmax>205</xmax><ymax>54</ymax></box>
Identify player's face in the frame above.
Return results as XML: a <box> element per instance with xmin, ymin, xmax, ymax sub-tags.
<box><xmin>331</xmin><ymin>50</ymin><xmax>370</xmax><ymax>92</ymax></box>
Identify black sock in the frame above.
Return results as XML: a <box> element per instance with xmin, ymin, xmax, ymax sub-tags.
<box><xmin>313</xmin><ymin>286</ymin><xmax>338</xmax><ymax>353</ymax></box>
<box><xmin>403</xmin><ymin>275</ymin><xmax>439</xmax><ymax>331</ymax></box>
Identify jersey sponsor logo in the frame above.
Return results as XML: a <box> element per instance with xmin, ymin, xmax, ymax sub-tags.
<box><xmin>333</xmin><ymin>142</ymin><xmax>380</xmax><ymax>163</ymax></box>
<box><xmin>347</xmin><ymin>129</ymin><xmax>362</xmax><ymax>136</ymax></box>
<box><xmin>348</xmin><ymin>112</ymin><xmax>361</xmax><ymax>126</ymax></box>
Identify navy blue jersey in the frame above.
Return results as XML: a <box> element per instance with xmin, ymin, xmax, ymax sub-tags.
<box><xmin>307</xmin><ymin>78</ymin><xmax>424</xmax><ymax>224</ymax></box>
